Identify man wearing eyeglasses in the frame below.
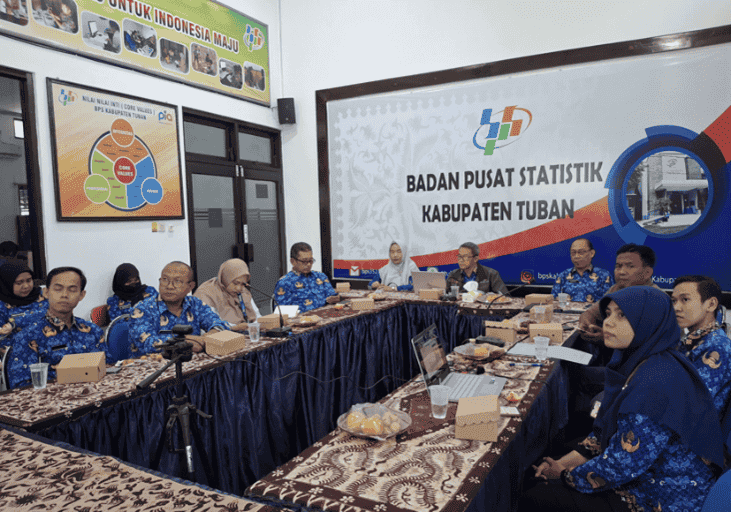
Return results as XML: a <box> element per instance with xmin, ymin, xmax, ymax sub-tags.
<box><xmin>446</xmin><ymin>242</ymin><xmax>508</xmax><ymax>294</ymax></box>
<box><xmin>551</xmin><ymin>238</ymin><xmax>613</xmax><ymax>303</ymax></box>
<box><xmin>128</xmin><ymin>261</ymin><xmax>228</xmax><ymax>355</ymax></box>
<box><xmin>274</xmin><ymin>242</ymin><xmax>339</xmax><ymax>313</ymax></box>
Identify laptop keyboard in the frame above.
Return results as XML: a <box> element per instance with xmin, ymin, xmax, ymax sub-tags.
<box><xmin>445</xmin><ymin>373</ymin><xmax>483</xmax><ymax>400</ymax></box>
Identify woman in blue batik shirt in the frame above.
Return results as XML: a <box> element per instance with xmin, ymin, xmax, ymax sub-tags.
<box><xmin>521</xmin><ymin>286</ymin><xmax>724</xmax><ymax>512</ymax></box>
<box><xmin>106</xmin><ymin>263</ymin><xmax>157</xmax><ymax>322</ymax></box>
<box><xmin>0</xmin><ymin>259</ymin><xmax>47</xmax><ymax>336</ymax></box>
<box><xmin>369</xmin><ymin>242</ymin><xmax>420</xmax><ymax>292</ymax></box>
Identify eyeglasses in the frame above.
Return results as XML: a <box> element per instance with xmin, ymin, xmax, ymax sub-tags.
<box><xmin>457</xmin><ymin>254</ymin><xmax>475</xmax><ymax>261</ymax></box>
<box><xmin>570</xmin><ymin>250</ymin><xmax>590</xmax><ymax>256</ymax></box>
<box><xmin>160</xmin><ymin>277</ymin><xmax>190</xmax><ymax>288</ymax></box>
<box><xmin>295</xmin><ymin>258</ymin><xmax>316</xmax><ymax>265</ymax></box>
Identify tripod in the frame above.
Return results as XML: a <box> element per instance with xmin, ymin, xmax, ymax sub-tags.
<box><xmin>137</xmin><ymin>324</ymin><xmax>211</xmax><ymax>481</ymax></box>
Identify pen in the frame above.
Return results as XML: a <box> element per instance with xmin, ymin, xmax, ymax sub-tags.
<box><xmin>509</xmin><ymin>362</ymin><xmax>543</xmax><ymax>367</ymax></box>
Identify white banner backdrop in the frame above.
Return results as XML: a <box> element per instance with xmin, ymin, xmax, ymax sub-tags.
<box><xmin>327</xmin><ymin>42</ymin><xmax>731</xmax><ymax>286</ymax></box>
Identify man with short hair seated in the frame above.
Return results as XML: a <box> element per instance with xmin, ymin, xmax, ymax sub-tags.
<box><xmin>446</xmin><ymin>242</ymin><xmax>508</xmax><ymax>294</ymax></box>
<box><xmin>274</xmin><ymin>242</ymin><xmax>340</xmax><ymax>313</ymax></box>
<box><xmin>551</xmin><ymin>238</ymin><xmax>613</xmax><ymax>303</ymax></box>
<box><xmin>673</xmin><ymin>275</ymin><xmax>731</xmax><ymax>414</ymax></box>
<box><xmin>578</xmin><ymin>243</ymin><xmax>660</xmax><ymax>342</ymax></box>
<box><xmin>4</xmin><ymin>267</ymin><xmax>108</xmax><ymax>389</ymax></box>
<box><xmin>128</xmin><ymin>261</ymin><xmax>228</xmax><ymax>355</ymax></box>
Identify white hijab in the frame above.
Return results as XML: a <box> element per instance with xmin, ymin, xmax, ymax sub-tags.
<box><xmin>379</xmin><ymin>241</ymin><xmax>419</xmax><ymax>288</ymax></box>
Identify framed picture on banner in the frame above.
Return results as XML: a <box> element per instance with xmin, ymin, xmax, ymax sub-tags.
<box><xmin>48</xmin><ymin>79</ymin><xmax>184</xmax><ymax>221</ymax></box>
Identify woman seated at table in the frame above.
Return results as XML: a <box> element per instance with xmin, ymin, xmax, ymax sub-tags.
<box><xmin>106</xmin><ymin>263</ymin><xmax>157</xmax><ymax>322</ymax></box>
<box><xmin>369</xmin><ymin>242</ymin><xmax>419</xmax><ymax>292</ymax></box>
<box><xmin>194</xmin><ymin>258</ymin><xmax>260</xmax><ymax>332</ymax></box>
<box><xmin>520</xmin><ymin>286</ymin><xmax>724</xmax><ymax>512</ymax></box>
<box><xmin>0</xmin><ymin>259</ymin><xmax>47</xmax><ymax>336</ymax></box>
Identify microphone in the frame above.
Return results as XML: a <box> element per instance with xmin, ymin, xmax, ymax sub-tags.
<box><xmin>244</xmin><ymin>282</ymin><xmax>292</xmax><ymax>338</ymax></box>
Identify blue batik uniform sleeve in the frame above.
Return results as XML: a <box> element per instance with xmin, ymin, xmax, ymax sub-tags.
<box><xmin>369</xmin><ymin>268</ymin><xmax>382</xmax><ymax>288</ymax></box>
<box><xmin>107</xmin><ymin>286</ymin><xmax>158</xmax><ymax>322</ymax></box>
<box><xmin>5</xmin><ymin>317</ymin><xmax>109</xmax><ymax>388</ymax></box>
<box><xmin>565</xmin><ymin>413</ymin><xmax>716</xmax><ymax>512</ymax></box>
<box><xmin>274</xmin><ymin>271</ymin><xmax>337</xmax><ymax>312</ymax></box>
<box><xmin>596</xmin><ymin>268</ymin><xmax>614</xmax><ymax>298</ymax></box>
<box><xmin>397</xmin><ymin>276</ymin><xmax>413</xmax><ymax>292</ymax></box>
<box><xmin>3</xmin><ymin>299</ymin><xmax>48</xmax><ymax>333</ymax></box>
<box><xmin>127</xmin><ymin>298</ymin><xmax>169</xmax><ymax>356</ymax></box>
<box><xmin>689</xmin><ymin>329</ymin><xmax>731</xmax><ymax>413</ymax></box>
<box><xmin>128</xmin><ymin>296</ymin><xmax>228</xmax><ymax>356</ymax></box>
<box><xmin>190</xmin><ymin>297</ymin><xmax>229</xmax><ymax>332</ymax></box>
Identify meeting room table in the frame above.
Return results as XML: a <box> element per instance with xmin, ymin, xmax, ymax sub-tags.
<box><xmin>0</xmin><ymin>289</ymin><xmax>588</xmax><ymax>508</ymax></box>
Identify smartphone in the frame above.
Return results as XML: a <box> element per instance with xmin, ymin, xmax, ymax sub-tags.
<box><xmin>500</xmin><ymin>406</ymin><xmax>520</xmax><ymax>416</ymax></box>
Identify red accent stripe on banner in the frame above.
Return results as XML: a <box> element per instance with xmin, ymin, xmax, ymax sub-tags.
<box><xmin>704</xmin><ymin>104</ymin><xmax>731</xmax><ymax>164</ymax></box>
<box><xmin>335</xmin><ymin>197</ymin><xmax>612</xmax><ymax>270</ymax></box>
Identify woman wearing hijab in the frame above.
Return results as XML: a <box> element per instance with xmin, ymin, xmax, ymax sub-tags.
<box><xmin>194</xmin><ymin>258</ymin><xmax>260</xmax><ymax>332</ymax></box>
<box><xmin>522</xmin><ymin>286</ymin><xmax>724</xmax><ymax>512</ymax></box>
<box><xmin>369</xmin><ymin>242</ymin><xmax>420</xmax><ymax>292</ymax></box>
<box><xmin>106</xmin><ymin>263</ymin><xmax>157</xmax><ymax>321</ymax></box>
<box><xmin>0</xmin><ymin>259</ymin><xmax>47</xmax><ymax>336</ymax></box>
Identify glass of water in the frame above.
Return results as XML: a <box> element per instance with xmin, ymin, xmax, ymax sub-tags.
<box><xmin>29</xmin><ymin>362</ymin><xmax>49</xmax><ymax>390</ymax></box>
<box><xmin>429</xmin><ymin>385</ymin><xmax>450</xmax><ymax>419</ymax></box>
<box><xmin>248</xmin><ymin>322</ymin><xmax>261</xmax><ymax>343</ymax></box>
<box><xmin>534</xmin><ymin>336</ymin><xmax>550</xmax><ymax>361</ymax></box>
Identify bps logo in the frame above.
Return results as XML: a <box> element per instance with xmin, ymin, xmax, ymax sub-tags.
<box><xmin>520</xmin><ymin>270</ymin><xmax>534</xmax><ymax>283</ymax></box>
<box><xmin>58</xmin><ymin>89</ymin><xmax>77</xmax><ymax>106</ymax></box>
<box><xmin>473</xmin><ymin>106</ymin><xmax>532</xmax><ymax>156</ymax></box>
<box><xmin>244</xmin><ymin>24</ymin><xmax>265</xmax><ymax>52</ymax></box>
<box><xmin>158</xmin><ymin>110</ymin><xmax>174</xmax><ymax>124</ymax></box>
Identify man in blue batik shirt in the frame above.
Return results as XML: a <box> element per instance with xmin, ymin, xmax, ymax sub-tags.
<box><xmin>551</xmin><ymin>238</ymin><xmax>613</xmax><ymax>303</ymax></box>
<box><xmin>128</xmin><ymin>261</ymin><xmax>228</xmax><ymax>356</ymax></box>
<box><xmin>673</xmin><ymin>275</ymin><xmax>731</xmax><ymax>415</ymax></box>
<box><xmin>4</xmin><ymin>267</ymin><xmax>108</xmax><ymax>389</ymax></box>
<box><xmin>274</xmin><ymin>242</ymin><xmax>339</xmax><ymax>313</ymax></box>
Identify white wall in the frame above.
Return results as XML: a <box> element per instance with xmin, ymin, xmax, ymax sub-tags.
<box><xmin>0</xmin><ymin>0</ymin><xmax>281</xmax><ymax>317</ymax></box>
<box><xmin>278</xmin><ymin>0</ymin><xmax>731</xmax><ymax>269</ymax></box>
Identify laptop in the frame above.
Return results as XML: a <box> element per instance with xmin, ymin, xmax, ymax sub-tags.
<box><xmin>412</xmin><ymin>270</ymin><xmax>447</xmax><ymax>292</ymax></box>
<box><xmin>411</xmin><ymin>324</ymin><xmax>506</xmax><ymax>402</ymax></box>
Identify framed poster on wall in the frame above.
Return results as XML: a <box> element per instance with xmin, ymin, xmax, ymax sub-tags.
<box><xmin>48</xmin><ymin>79</ymin><xmax>184</xmax><ymax>221</ymax></box>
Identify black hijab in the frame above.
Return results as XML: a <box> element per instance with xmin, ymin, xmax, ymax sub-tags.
<box><xmin>0</xmin><ymin>259</ymin><xmax>42</xmax><ymax>307</ymax></box>
<box><xmin>112</xmin><ymin>263</ymin><xmax>148</xmax><ymax>304</ymax></box>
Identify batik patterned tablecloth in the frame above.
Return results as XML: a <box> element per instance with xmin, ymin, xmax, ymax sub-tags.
<box><xmin>0</xmin><ymin>428</ymin><xmax>280</xmax><ymax>512</ymax></box>
<box><xmin>0</xmin><ymin>297</ymin><xmax>407</xmax><ymax>429</ymax></box>
<box><xmin>247</xmin><ymin>354</ymin><xmax>556</xmax><ymax>512</ymax></box>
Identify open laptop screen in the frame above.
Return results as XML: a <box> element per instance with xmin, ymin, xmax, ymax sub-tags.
<box><xmin>411</xmin><ymin>324</ymin><xmax>449</xmax><ymax>384</ymax></box>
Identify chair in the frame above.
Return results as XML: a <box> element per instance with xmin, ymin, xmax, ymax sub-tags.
<box><xmin>700</xmin><ymin>469</ymin><xmax>731</xmax><ymax>512</ymax></box>
<box><xmin>105</xmin><ymin>314</ymin><xmax>131</xmax><ymax>364</ymax></box>
<box><xmin>0</xmin><ymin>344</ymin><xmax>10</xmax><ymax>392</ymax></box>
<box><xmin>90</xmin><ymin>305</ymin><xmax>110</xmax><ymax>328</ymax></box>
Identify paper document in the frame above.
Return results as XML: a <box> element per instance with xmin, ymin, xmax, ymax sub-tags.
<box><xmin>507</xmin><ymin>343</ymin><xmax>592</xmax><ymax>365</ymax></box>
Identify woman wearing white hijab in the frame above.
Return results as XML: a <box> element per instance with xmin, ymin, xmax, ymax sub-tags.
<box><xmin>369</xmin><ymin>242</ymin><xmax>420</xmax><ymax>291</ymax></box>
<box><xmin>194</xmin><ymin>259</ymin><xmax>261</xmax><ymax>331</ymax></box>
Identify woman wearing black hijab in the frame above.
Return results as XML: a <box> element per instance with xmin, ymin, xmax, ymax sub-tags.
<box><xmin>0</xmin><ymin>259</ymin><xmax>47</xmax><ymax>336</ymax></box>
<box><xmin>106</xmin><ymin>263</ymin><xmax>157</xmax><ymax>321</ymax></box>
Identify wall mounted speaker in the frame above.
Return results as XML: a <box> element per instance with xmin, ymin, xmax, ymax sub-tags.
<box><xmin>277</xmin><ymin>97</ymin><xmax>296</xmax><ymax>124</ymax></box>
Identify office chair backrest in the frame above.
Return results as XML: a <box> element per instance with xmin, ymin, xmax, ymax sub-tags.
<box><xmin>700</xmin><ymin>469</ymin><xmax>731</xmax><ymax>512</ymax></box>
<box><xmin>0</xmin><ymin>344</ymin><xmax>10</xmax><ymax>392</ymax></box>
<box><xmin>105</xmin><ymin>314</ymin><xmax>131</xmax><ymax>364</ymax></box>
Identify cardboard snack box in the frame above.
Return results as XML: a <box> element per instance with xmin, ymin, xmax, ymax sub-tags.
<box><xmin>528</xmin><ymin>322</ymin><xmax>563</xmax><ymax>344</ymax></box>
<box><xmin>56</xmin><ymin>352</ymin><xmax>106</xmax><ymax>384</ymax></box>
<box><xmin>350</xmin><ymin>298</ymin><xmax>375</xmax><ymax>311</ymax></box>
<box><xmin>455</xmin><ymin>395</ymin><xmax>499</xmax><ymax>442</ymax></box>
<box><xmin>524</xmin><ymin>293</ymin><xmax>554</xmax><ymax>306</ymax></box>
<box><xmin>205</xmin><ymin>330</ymin><xmax>248</xmax><ymax>356</ymax></box>
<box><xmin>418</xmin><ymin>288</ymin><xmax>443</xmax><ymax>300</ymax></box>
<box><xmin>335</xmin><ymin>282</ymin><xmax>351</xmax><ymax>292</ymax></box>
<box><xmin>259</xmin><ymin>313</ymin><xmax>289</xmax><ymax>330</ymax></box>
<box><xmin>484</xmin><ymin>320</ymin><xmax>517</xmax><ymax>344</ymax></box>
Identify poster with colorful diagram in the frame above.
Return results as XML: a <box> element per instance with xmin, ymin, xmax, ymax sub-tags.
<box><xmin>48</xmin><ymin>79</ymin><xmax>184</xmax><ymax>220</ymax></box>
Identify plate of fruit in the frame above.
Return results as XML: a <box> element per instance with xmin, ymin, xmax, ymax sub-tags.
<box><xmin>338</xmin><ymin>403</ymin><xmax>412</xmax><ymax>441</ymax></box>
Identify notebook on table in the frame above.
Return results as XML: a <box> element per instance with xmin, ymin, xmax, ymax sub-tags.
<box><xmin>411</xmin><ymin>324</ymin><xmax>505</xmax><ymax>402</ymax></box>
